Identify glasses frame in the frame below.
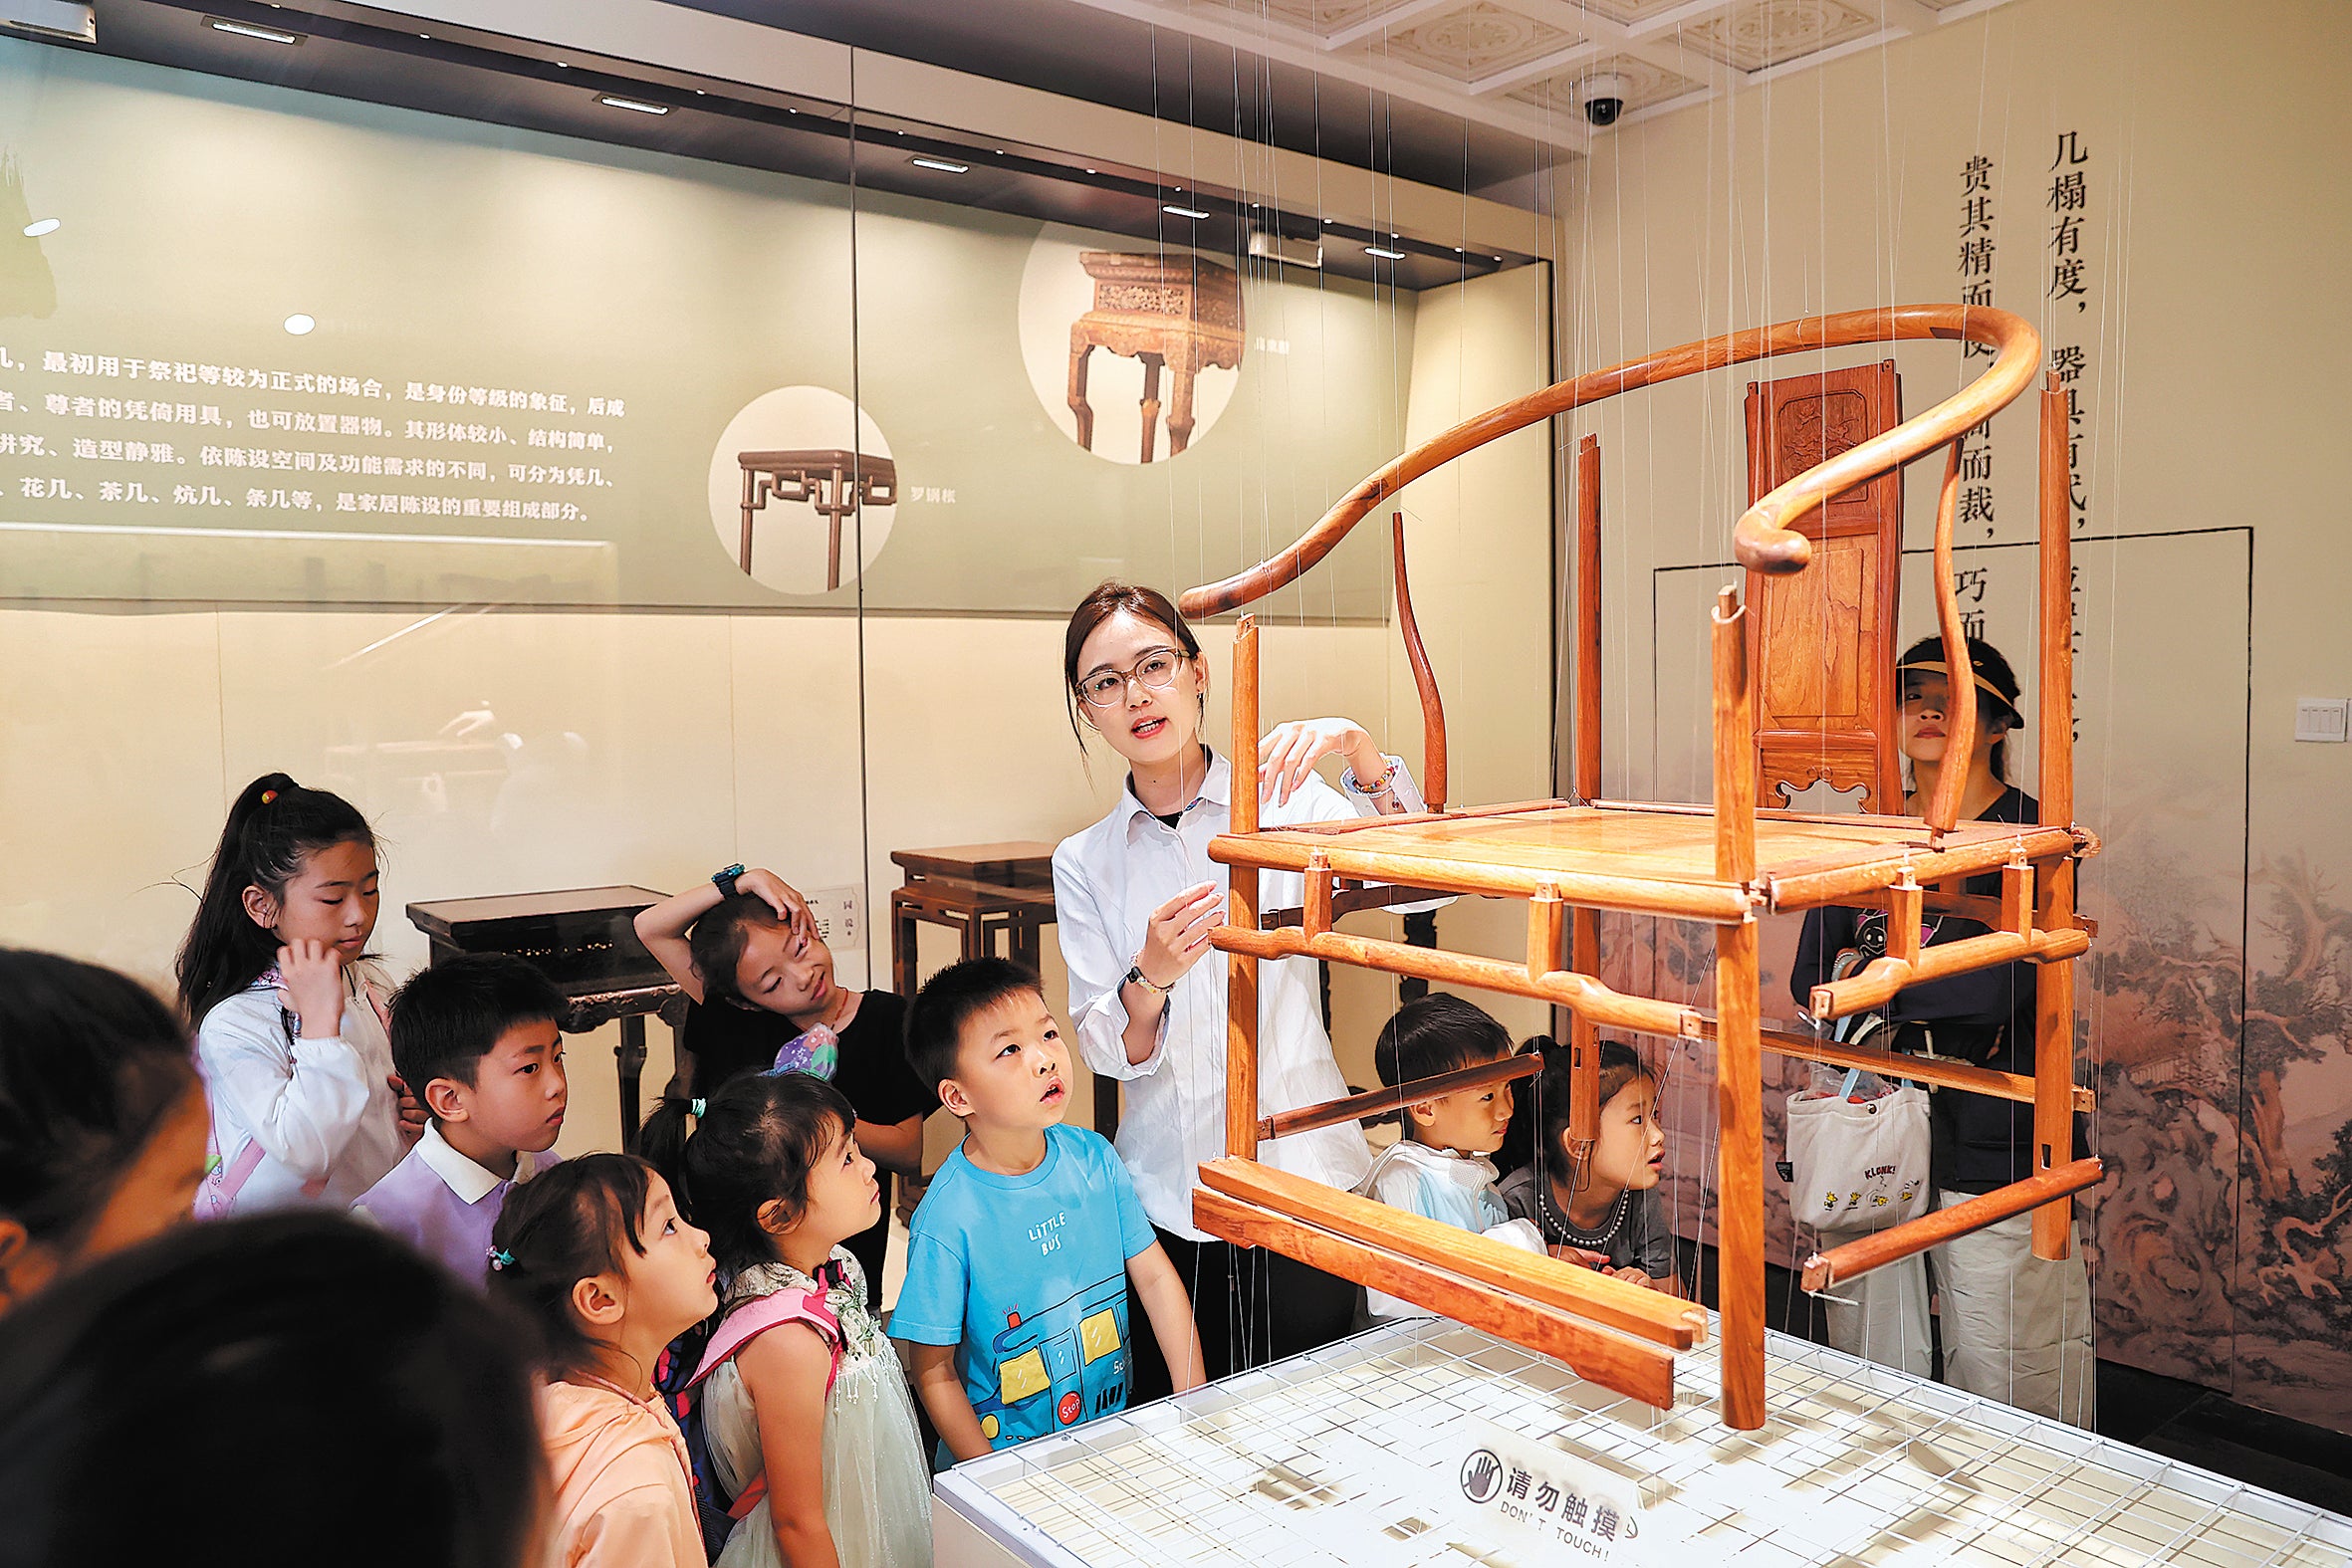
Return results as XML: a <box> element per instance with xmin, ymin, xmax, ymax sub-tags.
<box><xmin>1075</xmin><ymin>645</ymin><xmax>1190</xmax><ymax>709</ymax></box>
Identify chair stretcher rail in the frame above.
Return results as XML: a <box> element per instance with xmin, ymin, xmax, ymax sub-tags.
<box><xmin>1257</xmin><ymin>1053</ymin><xmax>1542</xmax><ymax>1141</ymax></box>
<box><xmin>1193</xmin><ymin>1187</ymin><xmax>1677</xmax><ymax>1411</ymax></box>
<box><xmin>1720</xmin><ymin>1020</ymin><xmax>2098</xmax><ymax>1112</ymax></box>
<box><xmin>1800</xmin><ymin>1159</ymin><xmax>2106</xmax><ymax>1292</ymax></box>
<box><xmin>1214</xmin><ymin>922</ymin><xmax>1699</xmax><ymax>1035</ymax></box>
<box><xmin>1198</xmin><ymin>1158</ymin><xmax>1708</xmax><ymax>1350</ymax></box>
<box><xmin>1811</xmin><ymin>924</ymin><xmax>2092</xmax><ymax>1018</ymax></box>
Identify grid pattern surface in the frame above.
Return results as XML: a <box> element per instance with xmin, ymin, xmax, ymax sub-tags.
<box><xmin>938</xmin><ymin>1319</ymin><xmax>2352</xmax><ymax>1568</ymax></box>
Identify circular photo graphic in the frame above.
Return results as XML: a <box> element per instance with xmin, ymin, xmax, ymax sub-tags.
<box><xmin>705</xmin><ymin>386</ymin><xmax>896</xmax><ymax>594</ymax></box>
<box><xmin>1018</xmin><ymin>225</ymin><xmax>1244</xmax><ymax>465</ymax></box>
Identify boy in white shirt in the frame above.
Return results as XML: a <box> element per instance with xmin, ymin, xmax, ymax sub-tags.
<box><xmin>1355</xmin><ymin>995</ymin><xmax>1545</xmax><ymax>1322</ymax></box>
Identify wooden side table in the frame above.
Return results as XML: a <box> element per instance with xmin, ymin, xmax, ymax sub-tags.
<box><xmin>736</xmin><ymin>448</ymin><xmax>898</xmax><ymax>588</ymax></box>
<box><xmin>889</xmin><ymin>840</ymin><xmax>1118</xmax><ymax>1139</ymax></box>
<box><xmin>1066</xmin><ymin>252</ymin><xmax>1245</xmax><ymax>463</ymax></box>
<box><xmin>405</xmin><ymin>887</ymin><xmax>687</xmax><ymax>1152</ymax></box>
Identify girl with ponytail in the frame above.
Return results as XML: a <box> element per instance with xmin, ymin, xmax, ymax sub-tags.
<box><xmin>177</xmin><ymin>773</ymin><xmax>420</xmax><ymax>1215</ymax></box>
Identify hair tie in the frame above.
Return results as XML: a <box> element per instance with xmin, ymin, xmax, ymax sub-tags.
<box><xmin>690</xmin><ymin>1098</ymin><xmax>706</xmax><ymax>1119</ymax></box>
<box><xmin>259</xmin><ymin>788</ymin><xmax>279</xmax><ymax>805</ymax></box>
<box><xmin>487</xmin><ymin>1246</ymin><xmax>514</xmax><ymax>1271</ymax></box>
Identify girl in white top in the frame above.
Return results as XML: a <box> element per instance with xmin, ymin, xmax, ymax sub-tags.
<box><xmin>1052</xmin><ymin>581</ymin><xmax>1430</xmax><ymax>1387</ymax></box>
<box><xmin>176</xmin><ymin>773</ymin><xmax>421</xmax><ymax>1214</ymax></box>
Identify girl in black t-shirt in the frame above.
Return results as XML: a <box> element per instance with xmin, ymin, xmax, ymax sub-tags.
<box><xmin>635</xmin><ymin>867</ymin><xmax>932</xmax><ymax>1305</ymax></box>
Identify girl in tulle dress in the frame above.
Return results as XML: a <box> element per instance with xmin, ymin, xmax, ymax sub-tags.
<box><xmin>640</xmin><ymin>1073</ymin><xmax>930</xmax><ymax>1568</ymax></box>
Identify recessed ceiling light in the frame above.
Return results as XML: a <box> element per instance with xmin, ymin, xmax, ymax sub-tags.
<box><xmin>284</xmin><ymin>313</ymin><xmax>316</xmax><ymax>336</ymax></box>
<box><xmin>1365</xmin><ymin>245</ymin><xmax>1406</xmax><ymax>260</ymax></box>
<box><xmin>1454</xmin><ymin>246</ymin><xmax>1465</xmax><ymax>253</ymax></box>
<box><xmin>696</xmin><ymin>90</ymin><xmax>706</xmax><ymax>96</ymax></box>
<box><xmin>1164</xmin><ymin>204</ymin><xmax>1212</xmax><ymax>220</ymax></box>
<box><xmin>910</xmin><ymin>155</ymin><xmax>971</xmax><ymax>173</ymax></box>
<box><xmin>417</xmin><ymin>32</ymin><xmax>428</xmax><ymax>39</ymax></box>
<box><xmin>596</xmin><ymin>95</ymin><xmax>670</xmax><ymax>115</ymax></box>
<box><xmin>205</xmin><ymin>16</ymin><xmax>303</xmax><ymax>44</ymax></box>
<box><xmin>555</xmin><ymin>60</ymin><xmax>568</xmax><ymax>68</ymax></box>
<box><xmin>22</xmin><ymin>218</ymin><xmax>60</xmax><ymax>238</ymax></box>
<box><xmin>1085</xmin><ymin>167</ymin><xmax>1097</xmax><ymax>174</ymax></box>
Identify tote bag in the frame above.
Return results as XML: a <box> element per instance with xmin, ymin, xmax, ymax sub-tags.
<box><xmin>1784</xmin><ymin>1071</ymin><xmax>1931</xmax><ymax>1228</ymax></box>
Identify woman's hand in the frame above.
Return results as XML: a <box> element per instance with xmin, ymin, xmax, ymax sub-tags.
<box><xmin>1135</xmin><ymin>882</ymin><xmax>1223</xmax><ymax>989</ymax></box>
<box><xmin>1257</xmin><ymin>718</ymin><xmax>1383</xmax><ymax>806</ymax></box>
<box><xmin>276</xmin><ymin>940</ymin><xmax>347</xmax><ymax>1041</ymax></box>
<box><xmin>736</xmin><ymin>867</ymin><xmax>810</xmax><ymax>927</ymax></box>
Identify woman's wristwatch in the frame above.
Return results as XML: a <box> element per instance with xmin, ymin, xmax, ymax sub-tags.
<box><xmin>712</xmin><ymin>863</ymin><xmax>745</xmax><ymax>900</ymax></box>
<box><xmin>1124</xmin><ymin>962</ymin><xmax>1174</xmax><ymax>997</ymax></box>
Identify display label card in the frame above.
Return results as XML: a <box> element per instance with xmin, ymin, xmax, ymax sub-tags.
<box><xmin>1452</xmin><ymin>1420</ymin><xmax>1679</xmax><ymax>1564</ymax></box>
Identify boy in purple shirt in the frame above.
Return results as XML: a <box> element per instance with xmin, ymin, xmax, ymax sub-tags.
<box><xmin>354</xmin><ymin>954</ymin><xmax>568</xmax><ymax>1283</ymax></box>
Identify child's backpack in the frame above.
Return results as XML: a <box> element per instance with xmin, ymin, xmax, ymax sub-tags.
<box><xmin>654</xmin><ymin>1320</ymin><xmax>735</xmax><ymax>1563</ymax></box>
<box><xmin>657</xmin><ymin>1282</ymin><xmax>846</xmax><ymax>1562</ymax></box>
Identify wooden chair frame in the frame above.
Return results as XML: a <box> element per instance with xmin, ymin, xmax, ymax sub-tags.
<box><xmin>1180</xmin><ymin>306</ymin><xmax>2103</xmax><ymax>1430</ymax></box>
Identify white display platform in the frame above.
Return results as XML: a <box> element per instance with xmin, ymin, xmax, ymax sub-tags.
<box><xmin>934</xmin><ymin>1317</ymin><xmax>2352</xmax><ymax>1568</ymax></box>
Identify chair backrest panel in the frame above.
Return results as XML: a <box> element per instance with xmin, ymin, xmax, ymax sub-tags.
<box><xmin>1743</xmin><ymin>360</ymin><xmax>1905</xmax><ymax>811</ymax></box>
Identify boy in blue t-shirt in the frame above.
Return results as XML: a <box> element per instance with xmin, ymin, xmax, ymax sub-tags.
<box><xmin>892</xmin><ymin>958</ymin><xmax>1204</xmax><ymax>1463</ymax></box>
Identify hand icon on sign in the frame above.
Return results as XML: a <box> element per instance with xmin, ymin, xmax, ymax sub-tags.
<box><xmin>1460</xmin><ymin>1450</ymin><xmax>1504</xmax><ymax>1503</ymax></box>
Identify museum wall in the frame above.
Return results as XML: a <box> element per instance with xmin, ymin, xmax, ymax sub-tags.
<box><xmin>1560</xmin><ymin>0</ymin><xmax>2351</xmax><ymax>1432</ymax></box>
<box><xmin>0</xmin><ymin>41</ymin><xmax>1556</xmax><ymax>1160</ymax></box>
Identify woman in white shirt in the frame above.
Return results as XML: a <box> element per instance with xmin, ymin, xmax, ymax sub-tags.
<box><xmin>1053</xmin><ymin>582</ymin><xmax>1426</xmax><ymax>1394</ymax></box>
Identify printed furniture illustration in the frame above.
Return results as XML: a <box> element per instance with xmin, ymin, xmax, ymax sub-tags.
<box><xmin>737</xmin><ymin>448</ymin><xmax>897</xmax><ymax>589</ymax></box>
<box><xmin>1066</xmin><ymin>252</ymin><xmax>1245</xmax><ymax>463</ymax></box>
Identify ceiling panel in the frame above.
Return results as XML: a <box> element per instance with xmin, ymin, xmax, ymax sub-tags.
<box><xmin>1677</xmin><ymin>0</ymin><xmax>1884</xmax><ymax>73</ymax></box>
<box><xmin>1349</xmin><ymin>1</ymin><xmax>1586</xmax><ymax>83</ymax></box>
<box><xmin>1183</xmin><ymin>0</ymin><xmax>1441</xmax><ymax>38</ymax></box>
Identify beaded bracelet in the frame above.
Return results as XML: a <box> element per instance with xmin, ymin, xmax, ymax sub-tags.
<box><xmin>1342</xmin><ymin>757</ymin><xmax>1399</xmax><ymax>796</ymax></box>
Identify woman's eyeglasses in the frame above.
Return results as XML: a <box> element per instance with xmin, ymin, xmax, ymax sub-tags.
<box><xmin>1076</xmin><ymin>647</ymin><xmax>1186</xmax><ymax>708</ymax></box>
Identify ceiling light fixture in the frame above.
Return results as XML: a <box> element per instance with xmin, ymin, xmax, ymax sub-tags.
<box><xmin>595</xmin><ymin>95</ymin><xmax>670</xmax><ymax>115</ymax></box>
<box><xmin>283</xmin><ymin>313</ymin><xmax>316</xmax><ymax>336</ymax></box>
<box><xmin>1163</xmin><ymin>204</ymin><xmax>1212</xmax><ymax>221</ymax></box>
<box><xmin>1365</xmin><ymin>245</ymin><xmax>1407</xmax><ymax>261</ymax></box>
<box><xmin>909</xmin><ymin>155</ymin><xmax>970</xmax><ymax>173</ymax></box>
<box><xmin>204</xmin><ymin>16</ymin><xmax>303</xmax><ymax>44</ymax></box>
<box><xmin>22</xmin><ymin>218</ymin><xmax>60</xmax><ymax>238</ymax></box>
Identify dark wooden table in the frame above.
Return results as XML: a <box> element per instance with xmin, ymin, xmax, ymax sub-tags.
<box><xmin>406</xmin><ymin>886</ymin><xmax>686</xmax><ymax>1151</ymax></box>
<box><xmin>890</xmin><ymin>840</ymin><xmax>1116</xmax><ymax>1139</ymax></box>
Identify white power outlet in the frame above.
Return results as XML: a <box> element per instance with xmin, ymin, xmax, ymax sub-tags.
<box><xmin>801</xmin><ymin>886</ymin><xmax>864</xmax><ymax>950</ymax></box>
<box><xmin>2293</xmin><ymin>698</ymin><xmax>2350</xmax><ymax>744</ymax></box>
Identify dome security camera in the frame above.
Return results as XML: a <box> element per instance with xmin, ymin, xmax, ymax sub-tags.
<box><xmin>1581</xmin><ymin>72</ymin><xmax>1630</xmax><ymax>126</ymax></box>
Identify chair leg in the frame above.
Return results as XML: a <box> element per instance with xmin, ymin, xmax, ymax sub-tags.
<box><xmin>1717</xmin><ymin>919</ymin><xmax>1765</xmax><ymax>1431</ymax></box>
